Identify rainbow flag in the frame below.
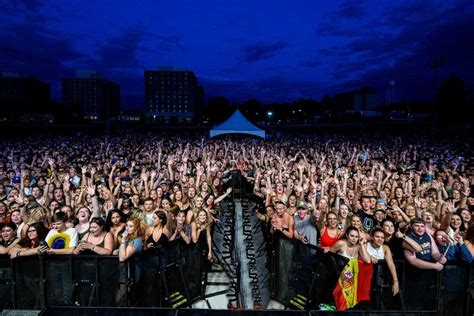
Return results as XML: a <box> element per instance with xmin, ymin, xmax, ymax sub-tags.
<box><xmin>332</xmin><ymin>258</ymin><xmax>373</xmax><ymax>310</ymax></box>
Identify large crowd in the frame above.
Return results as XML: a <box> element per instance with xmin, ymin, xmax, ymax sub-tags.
<box><xmin>0</xmin><ymin>132</ymin><xmax>473</xmax><ymax>308</ymax></box>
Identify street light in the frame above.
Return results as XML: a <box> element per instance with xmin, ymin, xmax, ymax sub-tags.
<box><xmin>267</xmin><ymin>111</ymin><xmax>273</xmax><ymax>125</ymax></box>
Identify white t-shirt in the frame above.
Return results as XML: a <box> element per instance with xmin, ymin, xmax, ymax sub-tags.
<box><xmin>145</xmin><ymin>213</ymin><xmax>154</xmax><ymax>227</ymax></box>
<box><xmin>45</xmin><ymin>227</ymin><xmax>79</xmax><ymax>249</ymax></box>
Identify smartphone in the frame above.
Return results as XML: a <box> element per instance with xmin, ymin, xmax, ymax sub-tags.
<box><xmin>39</xmin><ymin>240</ymin><xmax>49</xmax><ymax>248</ymax></box>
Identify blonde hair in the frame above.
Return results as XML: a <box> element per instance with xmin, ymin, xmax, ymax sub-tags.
<box><xmin>130</xmin><ymin>208</ymin><xmax>147</xmax><ymax>226</ymax></box>
<box><xmin>28</xmin><ymin>206</ymin><xmax>48</xmax><ymax>225</ymax></box>
<box><xmin>194</xmin><ymin>210</ymin><xmax>209</xmax><ymax>230</ymax></box>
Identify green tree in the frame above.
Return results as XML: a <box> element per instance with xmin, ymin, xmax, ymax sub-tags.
<box><xmin>204</xmin><ymin>96</ymin><xmax>231</xmax><ymax>124</ymax></box>
<box><xmin>240</xmin><ymin>99</ymin><xmax>263</xmax><ymax>121</ymax></box>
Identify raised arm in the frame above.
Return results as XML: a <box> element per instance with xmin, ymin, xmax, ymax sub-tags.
<box><xmin>358</xmin><ymin>242</ymin><xmax>371</xmax><ymax>263</ymax></box>
<box><xmin>214</xmin><ymin>187</ymin><xmax>232</xmax><ymax>204</ymax></box>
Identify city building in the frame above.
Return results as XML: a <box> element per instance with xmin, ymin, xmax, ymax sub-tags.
<box><xmin>145</xmin><ymin>68</ymin><xmax>204</xmax><ymax>124</ymax></box>
<box><xmin>62</xmin><ymin>70</ymin><xmax>120</xmax><ymax>120</ymax></box>
<box><xmin>118</xmin><ymin>109</ymin><xmax>143</xmax><ymax>122</ymax></box>
<box><xmin>0</xmin><ymin>71</ymin><xmax>50</xmax><ymax>104</ymax></box>
<box><xmin>333</xmin><ymin>86</ymin><xmax>378</xmax><ymax>114</ymax></box>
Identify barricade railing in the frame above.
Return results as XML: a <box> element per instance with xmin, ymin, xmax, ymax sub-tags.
<box><xmin>2</xmin><ymin>240</ymin><xmax>474</xmax><ymax>313</ymax></box>
<box><xmin>269</xmin><ymin>236</ymin><xmax>473</xmax><ymax>314</ymax></box>
<box><xmin>0</xmin><ymin>238</ymin><xmax>209</xmax><ymax>310</ymax></box>
<box><xmin>236</xmin><ymin>172</ymin><xmax>474</xmax><ymax>314</ymax></box>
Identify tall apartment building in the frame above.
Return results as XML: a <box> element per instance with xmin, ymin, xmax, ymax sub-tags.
<box><xmin>145</xmin><ymin>68</ymin><xmax>204</xmax><ymax>123</ymax></box>
<box><xmin>62</xmin><ymin>70</ymin><xmax>120</xmax><ymax>120</ymax></box>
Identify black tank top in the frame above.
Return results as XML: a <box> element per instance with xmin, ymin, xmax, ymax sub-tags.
<box><xmin>81</xmin><ymin>233</ymin><xmax>106</xmax><ymax>255</ymax></box>
<box><xmin>146</xmin><ymin>228</ymin><xmax>169</xmax><ymax>248</ymax></box>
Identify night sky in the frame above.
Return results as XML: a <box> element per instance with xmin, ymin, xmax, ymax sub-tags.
<box><xmin>1</xmin><ymin>0</ymin><xmax>473</xmax><ymax>109</ymax></box>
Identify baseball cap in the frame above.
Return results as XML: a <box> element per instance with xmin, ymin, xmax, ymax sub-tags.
<box><xmin>297</xmin><ymin>201</ymin><xmax>308</xmax><ymax>209</ymax></box>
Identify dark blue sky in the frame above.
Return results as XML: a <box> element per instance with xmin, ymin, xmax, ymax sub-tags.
<box><xmin>1</xmin><ymin>0</ymin><xmax>473</xmax><ymax>108</ymax></box>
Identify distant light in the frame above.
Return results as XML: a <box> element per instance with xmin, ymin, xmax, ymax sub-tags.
<box><xmin>298</xmin><ymin>109</ymin><xmax>302</xmax><ymax>112</ymax></box>
<box><xmin>292</xmin><ymin>110</ymin><xmax>295</xmax><ymax>114</ymax></box>
<box><xmin>267</xmin><ymin>111</ymin><xmax>273</xmax><ymax>117</ymax></box>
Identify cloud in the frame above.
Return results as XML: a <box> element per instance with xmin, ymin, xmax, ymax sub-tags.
<box><xmin>240</xmin><ymin>41</ymin><xmax>287</xmax><ymax>63</ymax></box>
<box><xmin>329</xmin><ymin>0</ymin><xmax>367</xmax><ymax>20</ymax></box>
<box><xmin>0</xmin><ymin>0</ymin><xmax>42</xmax><ymax>13</ymax></box>
<box><xmin>327</xmin><ymin>14</ymin><xmax>474</xmax><ymax>101</ymax></box>
<box><xmin>300</xmin><ymin>58</ymin><xmax>322</xmax><ymax>69</ymax></box>
<box><xmin>17</xmin><ymin>0</ymin><xmax>42</xmax><ymax>10</ymax></box>
<box><xmin>146</xmin><ymin>33</ymin><xmax>184</xmax><ymax>52</ymax></box>
<box><xmin>315</xmin><ymin>1</ymin><xmax>369</xmax><ymax>37</ymax></box>
<box><xmin>311</xmin><ymin>1</ymin><xmax>474</xmax><ymax>101</ymax></box>
<box><xmin>315</xmin><ymin>21</ymin><xmax>365</xmax><ymax>37</ymax></box>
<box><xmin>93</xmin><ymin>28</ymin><xmax>145</xmax><ymax>70</ymax></box>
<box><xmin>0</xmin><ymin>23</ymin><xmax>84</xmax><ymax>79</ymax></box>
<box><xmin>201</xmin><ymin>76</ymin><xmax>325</xmax><ymax>103</ymax></box>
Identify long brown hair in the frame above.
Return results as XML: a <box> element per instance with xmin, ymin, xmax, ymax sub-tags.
<box><xmin>465</xmin><ymin>222</ymin><xmax>474</xmax><ymax>244</ymax></box>
<box><xmin>20</xmin><ymin>222</ymin><xmax>49</xmax><ymax>248</ymax></box>
<box><xmin>126</xmin><ymin>218</ymin><xmax>145</xmax><ymax>243</ymax></box>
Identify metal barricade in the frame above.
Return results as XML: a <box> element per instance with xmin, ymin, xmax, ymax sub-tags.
<box><xmin>5</xmin><ymin>248</ymin><xmax>205</xmax><ymax>310</ymax></box>
<box><xmin>0</xmin><ymin>255</ymin><xmax>13</xmax><ymax>310</ymax></box>
<box><xmin>2</xmin><ymin>246</ymin><xmax>474</xmax><ymax>313</ymax></box>
<box><xmin>269</xmin><ymin>237</ymin><xmax>474</xmax><ymax>314</ymax></box>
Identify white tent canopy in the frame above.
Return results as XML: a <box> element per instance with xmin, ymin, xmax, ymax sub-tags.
<box><xmin>209</xmin><ymin>109</ymin><xmax>265</xmax><ymax>138</ymax></box>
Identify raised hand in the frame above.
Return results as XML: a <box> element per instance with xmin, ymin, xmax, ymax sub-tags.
<box><xmin>445</xmin><ymin>200</ymin><xmax>456</xmax><ymax>213</ymax></box>
<box><xmin>86</xmin><ymin>184</ymin><xmax>96</xmax><ymax>196</ymax></box>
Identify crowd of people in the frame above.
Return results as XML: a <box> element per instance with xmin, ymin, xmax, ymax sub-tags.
<box><xmin>0</xmin><ymin>132</ymin><xmax>472</xmax><ymax>308</ymax></box>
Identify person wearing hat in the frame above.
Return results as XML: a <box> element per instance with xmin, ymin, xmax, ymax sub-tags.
<box><xmin>294</xmin><ymin>201</ymin><xmax>318</xmax><ymax>246</ymax></box>
<box><xmin>376</xmin><ymin>198</ymin><xmax>388</xmax><ymax>211</ymax></box>
<box><xmin>0</xmin><ymin>222</ymin><xmax>19</xmax><ymax>254</ymax></box>
<box><xmin>373</xmin><ymin>209</ymin><xmax>386</xmax><ymax>228</ymax></box>
<box><xmin>159</xmin><ymin>179</ymin><xmax>171</xmax><ymax>196</ymax></box>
